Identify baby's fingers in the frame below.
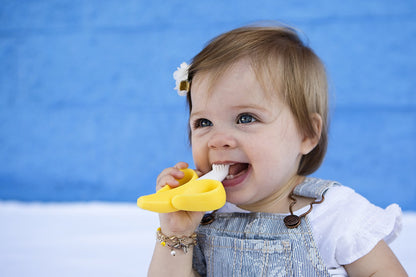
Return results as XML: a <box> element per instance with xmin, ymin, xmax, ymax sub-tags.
<box><xmin>174</xmin><ymin>161</ymin><xmax>188</xmax><ymax>170</ymax></box>
<box><xmin>156</xmin><ymin>162</ymin><xmax>188</xmax><ymax>191</ymax></box>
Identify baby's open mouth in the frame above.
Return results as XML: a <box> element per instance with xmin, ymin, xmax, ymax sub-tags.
<box><xmin>226</xmin><ymin>163</ymin><xmax>249</xmax><ymax>180</ymax></box>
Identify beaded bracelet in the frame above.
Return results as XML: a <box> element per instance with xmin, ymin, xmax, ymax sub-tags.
<box><xmin>156</xmin><ymin>227</ymin><xmax>197</xmax><ymax>256</ymax></box>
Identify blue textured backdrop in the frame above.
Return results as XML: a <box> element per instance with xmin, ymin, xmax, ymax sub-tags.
<box><xmin>0</xmin><ymin>1</ymin><xmax>415</xmax><ymax>210</ymax></box>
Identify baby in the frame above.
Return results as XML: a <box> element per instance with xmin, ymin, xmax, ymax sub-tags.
<box><xmin>148</xmin><ymin>25</ymin><xmax>407</xmax><ymax>276</ymax></box>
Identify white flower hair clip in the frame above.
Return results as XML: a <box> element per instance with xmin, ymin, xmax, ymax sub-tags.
<box><xmin>173</xmin><ymin>62</ymin><xmax>190</xmax><ymax>96</ymax></box>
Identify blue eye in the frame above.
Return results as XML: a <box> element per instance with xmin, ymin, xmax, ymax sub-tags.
<box><xmin>237</xmin><ymin>114</ymin><xmax>256</xmax><ymax>124</ymax></box>
<box><xmin>194</xmin><ymin>118</ymin><xmax>213</xmax><ymax>128</ymax></box>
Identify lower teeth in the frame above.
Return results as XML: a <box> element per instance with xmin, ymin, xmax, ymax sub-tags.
<box><xmin>226</xmin><ymin>175</ymin><xmax>235</xmax><ymax>180</ymax></box>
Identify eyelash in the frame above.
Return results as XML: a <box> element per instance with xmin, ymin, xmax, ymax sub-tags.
<box><xmin>236</xmin><ymin>113</ymin><xmax>257</xmax><ymax>124</ymax></box>
<box><xmin>192</xmin><ymin>113</ymin><xmax>258</xmax><ymax>129</ymax></box>
<box><xmin>193</xmin><ymin>118</ymin><xmax>212</xmax><ymax>129</ymax></box>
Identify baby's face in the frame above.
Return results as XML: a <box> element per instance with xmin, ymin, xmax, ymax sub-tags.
<box><xmin>189</xmin><ymin>59</ymin><xmax>312</xmax><ymax>211</ymax></box>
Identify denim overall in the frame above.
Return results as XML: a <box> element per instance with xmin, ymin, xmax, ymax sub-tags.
<box><xmin>193</xmin><ymin>178</ymin><xmax>338</xmax><ymax>277</ymax></box>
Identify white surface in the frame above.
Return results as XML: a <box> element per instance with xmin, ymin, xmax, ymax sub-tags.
<box><xmin>1</xmin><ymin>202</ymin><xmax>414</xmax><ymax>276</ymax></box>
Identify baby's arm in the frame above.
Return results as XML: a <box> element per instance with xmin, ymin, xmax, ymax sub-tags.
<box><xmin>344</xmin><ymin>240</ymin><xmax>407</xmax><ymax>277</ymax></box>
<box><xmin>147</xmin><ymin>162</ymin><xmax>204</xmax><ymax>277</ymax></box>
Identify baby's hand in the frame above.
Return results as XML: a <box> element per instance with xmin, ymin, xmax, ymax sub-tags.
<box><xmin>155</xmin><ymin>161</ymin><xmax>188</xmax><ymax>191</ymax></box>
<box><xmin>156</xmin><ymin>162</ymin><xmax>205</xmax><ymax>236</ymax></box>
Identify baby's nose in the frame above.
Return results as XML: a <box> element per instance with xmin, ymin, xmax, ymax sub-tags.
<box><xmin>208</xmin><ymin>131</ymin><xmax>237</xmax><ymax>149</ymax></box>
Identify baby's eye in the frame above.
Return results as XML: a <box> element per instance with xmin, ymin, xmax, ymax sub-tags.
<box><xmin>194</xmin><ymin>118</ymin><xmax>213</xmax><ymax>128</ymax></box>
<box><xmin>237</xmin><ymin>113</ymin><xmax>257</xmax><ymax>124</ymax></box>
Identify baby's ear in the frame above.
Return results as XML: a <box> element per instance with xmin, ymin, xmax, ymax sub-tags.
<box><xmin>300</xmin><ymin>113</ymin><xmax>322</xmax><ymax>155</ymax></box>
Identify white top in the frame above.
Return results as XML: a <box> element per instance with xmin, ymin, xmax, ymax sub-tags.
<box><xmin>218</xmin><ymin>185</ymin><xmax>402</xmax><ymax>276</ymax></box>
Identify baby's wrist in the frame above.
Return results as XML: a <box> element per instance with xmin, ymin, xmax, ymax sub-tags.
<box><xmin>156</xmin><ymin>227</ymin><xmax>197</xmax><ymax>256</ymax></box>
<box><xmin>159</xmin><ymin>226</ymin><xmax>196</xmax><ymax>237</ymax></box>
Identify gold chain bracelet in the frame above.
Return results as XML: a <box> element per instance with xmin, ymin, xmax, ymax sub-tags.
<box><xmin>156</xmin><ymin>227</ymin><xmax>197</xmax><ymax>256</ymax></box>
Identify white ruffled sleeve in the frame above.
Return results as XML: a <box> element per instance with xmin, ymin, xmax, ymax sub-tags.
<box><xmin>329</xmin><ymin>186</ymin><xmax>402</xmax><ymax>265</ymax></box>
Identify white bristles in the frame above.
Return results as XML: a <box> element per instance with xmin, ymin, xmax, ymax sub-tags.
<box><xmin>197</xmin><ymin>164</ymin><xmax>230</xmax><ymax>182</ymax></box>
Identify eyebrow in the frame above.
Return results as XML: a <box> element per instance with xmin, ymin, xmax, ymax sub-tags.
<box><xmin>189</xmin><ymin>108</ymin><xmax>207</xmax><ymax>118</ymax></box>
<box><xmin>232</xmin><ymin>104</ymin><xmax>270</xmax><ymax>112</ymax></box>
<box><xmin>190</xmin><ymin>103</ymin><xmax>272</xmax><ymax>119</ymax></box>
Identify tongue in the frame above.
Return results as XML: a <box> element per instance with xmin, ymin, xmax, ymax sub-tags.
<box><xmin>229</xmin><ymin>163</ymin><xmax>248</xmax><ymax>175</ymax></box>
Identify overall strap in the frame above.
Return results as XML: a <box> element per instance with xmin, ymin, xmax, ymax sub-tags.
<box><xmin>293</xmin><ymin>177</ymin><xmax>340</xmax><ymax>199</ymax></box>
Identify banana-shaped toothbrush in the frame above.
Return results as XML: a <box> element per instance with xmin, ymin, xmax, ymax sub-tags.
<box><xmin>137</xmin><ymin>164</ymin><xmax>230</xmax><ymax>213</ymax></box>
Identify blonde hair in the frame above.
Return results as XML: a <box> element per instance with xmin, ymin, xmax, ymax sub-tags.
<box><xmin>186</xmin><ymin>25</ymin><xmax>328</xmax><ymax>175</ymax></box>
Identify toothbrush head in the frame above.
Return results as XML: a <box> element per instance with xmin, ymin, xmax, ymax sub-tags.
<box><xmin>212</xmin><ymin>163</ymin><xmax>230</xmax><ymax>171</ymax></box>
<box><xmin>211</xmin><ymin>164</ymin><xmax>230</xmax><ymax>181</ymax></box>
<box><xmin>193</xmin><ymin>164</ymin><xmax>230</xmax><ymax>182</ymax></box>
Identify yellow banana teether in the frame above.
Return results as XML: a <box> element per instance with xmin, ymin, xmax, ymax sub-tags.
<box><xmin>137</xmin><ymin>164</ymin><xmax>229</xmax><ymax>213</ymax></box>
